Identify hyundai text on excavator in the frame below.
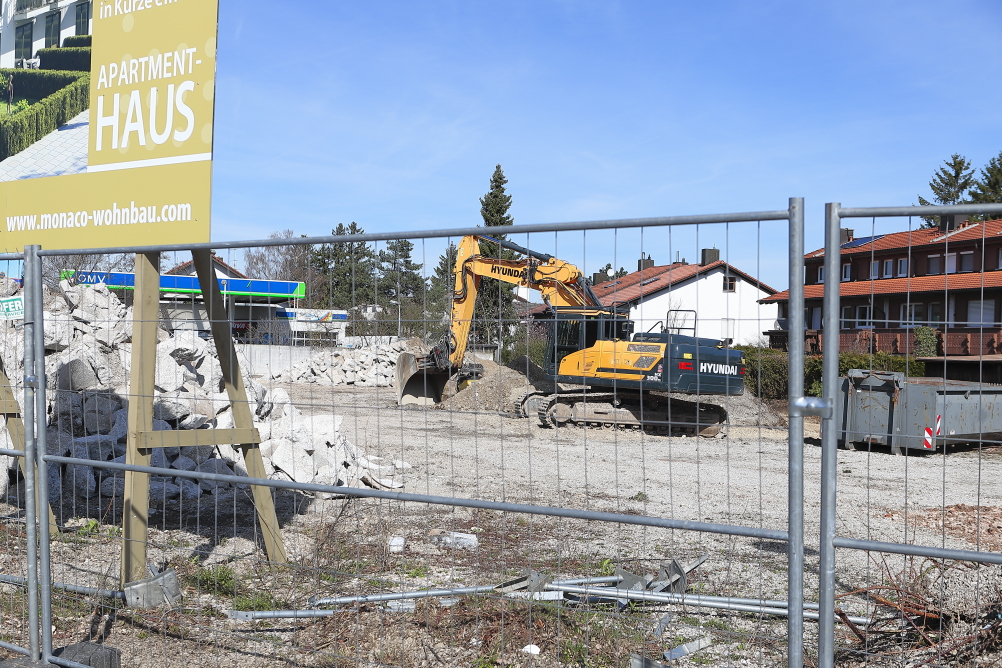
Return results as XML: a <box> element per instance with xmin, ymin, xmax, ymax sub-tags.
<box><xmin>395</xmin><ymin>234</ymin><xmax>745</xmax><ymax>436</ymax></box>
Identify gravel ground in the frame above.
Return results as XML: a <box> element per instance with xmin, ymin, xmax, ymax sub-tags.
<box><xmin>2</xmin><ymin>379</ymin><xmax>1001</xmax><ymax>667</ymax></box>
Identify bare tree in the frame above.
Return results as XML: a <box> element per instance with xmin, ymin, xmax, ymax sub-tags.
<box><xmin>43</xmin><ymin>253</ymin><xmax>135</xmax><ymax>289</ymax></box>
<box><xmin>243</xmin><ymin>230</ymin><xmax>312</xmax><ymax>282</ymax></box>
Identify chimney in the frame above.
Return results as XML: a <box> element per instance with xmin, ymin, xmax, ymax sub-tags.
<box><xmin>592</xmin><ymin>272</ymin><xmax>607</xmax><ymax>285</ymax></box>
<box><xmin>840</xmin><ymin>228</ymin><xmax>854</xmax><ymax>245</ymax></box>
<box><xmin>701</xmin><ymin>248</ymin><xmax>720</xmax><ymax>266</ymax></box>
<box><xmin>638</xmin><ymin>254</ymin><xmax>654</xmax><ymax>271</ymax></box>
<box><xmin>939</xmin><ymin>215</ymin><xmax>957</xmax><ymax>232</ymax></box>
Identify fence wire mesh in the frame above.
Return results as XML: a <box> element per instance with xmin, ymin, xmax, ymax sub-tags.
<box><xmin>816</xmin><ymin>203</ymin><xmax>1002</xmax><ymax>668</ymax></box>
<box><xmin>0</xmin><ymin>207</ymin><xmax>822</xmax><ymax>667</ymax></box>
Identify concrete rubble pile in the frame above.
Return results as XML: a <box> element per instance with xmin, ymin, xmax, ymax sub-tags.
<box><xmin>270</xmin><ymin>341</ymin><xmax>409</xmax><ymax>387</ymax></box>
<box><xmin>0</xmin><ymin>281</ymin><xmax>410</xmax><ymax>502</ymax></box>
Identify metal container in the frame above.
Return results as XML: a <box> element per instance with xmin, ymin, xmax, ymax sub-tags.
<box><xmin>835</xmin><ymin>369</ymin><xmax>1002</xmax><ymax>454</ymax></box>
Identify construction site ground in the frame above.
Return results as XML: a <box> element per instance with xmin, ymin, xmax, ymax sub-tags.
<box><xmin>3</xmin><ymin>365</ymin><xmax>1002</xmax><ymax>667</ymax></box>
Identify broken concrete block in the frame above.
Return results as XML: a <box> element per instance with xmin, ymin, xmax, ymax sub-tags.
<box><xmin>428</xmin><ymin>530</ymin><xmax>478</xmax><ymax>550</ymax></box>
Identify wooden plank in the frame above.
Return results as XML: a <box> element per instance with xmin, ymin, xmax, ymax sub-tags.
<box><xmin>0</xmin><ymin>398</ymin><xmax>22</xmax><ymax>415</ymax></box>
<box><xmin>137</xmin><ymin>428</ymin><xmax>260</xmax><ymax>450</ymax></box>
<box><xmin>0</xmin><ymin>361</ymin><xmax>58</xmax><ymax>533</ymax></box>
<box><xmin>121</xmin><ymin>252</ymin><xmax>159</xmax><ymax>586</ymax></box>
<box><xmin>192</xmin><ymin>250</ymin><xmax>287</xmax><ymax>563</ymax></box>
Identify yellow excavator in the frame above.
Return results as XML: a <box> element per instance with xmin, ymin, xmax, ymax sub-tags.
<box><xmin>396</xmin><ymin>234</ymin><xmax>745</xmax><ymax>436</ymax></box>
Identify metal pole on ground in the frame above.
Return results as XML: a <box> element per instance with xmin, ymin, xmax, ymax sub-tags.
<box><xmin>786</xmin><ymin>198</ymin><xmax>806</xmax><ymax>668</ymax></box>
<box><xmin>27</xmin><ymin>244</ymin><xmax>53</xmax><ymax>662</ymax></box>
<box><xmin>818</xmin><ymin>203</ymin><xmax>842</xmax><ymax>668</ymax></box>
<box><xmin>21</xmin><ymin>245</ymin><xmax>40</xmax><ymax>660</ymax></box>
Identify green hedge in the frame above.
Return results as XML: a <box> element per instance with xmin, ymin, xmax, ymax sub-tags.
<box><xmin>38</xmin><ymin>47</ymin><xmax>91</xmax><ymax>72</ymax></box>
<box><xmin>1</xmin><ymin>69</ymin><xmax>86</xmax><ymax>100</ymax></box>
<box><xmin>62</xmin><ymin>35</ymin><xmax>92</xmax><ymax>48</ymax></box>
<box><xmin>0</xmin><ymin>70</ymin><xmax>89</xmax><ymax>161</ymax></box>
<box><xmin>736</xmin><ymin>346</ymin><xmax>925</xmax><ymax>399</ymax></box>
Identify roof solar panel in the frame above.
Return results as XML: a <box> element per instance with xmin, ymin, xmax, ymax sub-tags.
<box><xmin>841</xmin><ymin>235</ymin><xmax>884</xmax><ymax>249</ymax></box>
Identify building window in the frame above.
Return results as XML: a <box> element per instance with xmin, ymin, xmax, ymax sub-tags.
<box><xmin>15</xmin><ymin>22</ymin><xmax>32</xmax><ymax>60</ymax></box>
<box><xmin>900</xmin><ymin>303</ymin><xmax>924</xmax><ymax>328</ymax></box>
<box><xmin>959</xmin><ymin>251</ymin><xmax>974</xmax><ymax>272</ymax></box>
<box><xmin>883</xmin><ymin>259</ymin><xmax>893</xmax><ymax>277</ymax></box>
<box><xmin>928</xmin><ymin>302</ymin><xmax>942</xmax><ymax>325</ymax></box>
<box><xmin>870</xmin><ymin>260</ymin><xmax>879</xmax><ymax>279</ymax></box>
<box><xmin>945</xmin><ymin>252</ymin><xmax>957</xmax><ymax>274</ymax></box>
<box><xmin>897</xmin><ymin>258</ymin><xmax>908</xmax><ymax>277</ymax></box>
<box><xmin>841</xmin><ymin>306</ymin><xmax>853</xmax><ymax>328</ymax></box>
<box><xmin>928</xmin><ymin>254</ymin><xmax>942</xmax><ymax>274</ymax></box>
<box><xmin>44</xmin><ymin>12</ymin><xmax>59</xmax><ymax>49</ymax></box>
<box><xmin>722</xmin><ymin>275</ymin><xmax>736</xmax><ymax>292</ymax></box>
<box><xmin>817</xmin><ymin>266</ymin><xmax>825</xmax><ymax>284</ymax></box>
<box><xmin>841</xmin><ymin>263</ymin><xmax>851</xmax><ymax>282</ymax></box>
<box><xmin>856</xmin><ymin>305</ymin><xmax>871</xmax><ymax>328</ymax></box>
<box><xmin>967</xmin><ymin>299</ymin><xmax>995</xmax><ymax>327</ymax></box>
<box><xmin>75</xmin><ymin>2</ymin><xmax>90</xmax><ymax>36</ymax></box>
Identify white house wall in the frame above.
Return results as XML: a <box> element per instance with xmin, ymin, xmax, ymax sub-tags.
<box><xmin>626</xmin><ymin>266</ymin><xmax>777</xmax><ymax>345</ymax></box>
<box><xmin>1</xmin><ymin>1</ymin><xmax>92</xmax><ymax>68</ymax></box>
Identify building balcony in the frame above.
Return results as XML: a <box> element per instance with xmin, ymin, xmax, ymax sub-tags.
<box><xmin>15</xmin><ymin>0</ymin><xmax>61</xmax><ymax>18</ymax></box>
<box><xmin>765</xmin><ymin>327</ymin><xmax>1002</xmax><ymax>357</ymax></box>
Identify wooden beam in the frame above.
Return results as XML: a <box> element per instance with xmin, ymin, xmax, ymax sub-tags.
<box><xmin>0</xmin><ymin>364</ymin><xmax>58</xmax><ymax>534</ymax></box>
<box><xmin>192</xmin><ymin>250</ymin><xmax>287</xmax><ymax>563</ymax></box>
<box><xmin>137</xmin><ymin>428</ymin><xmax>260</xmax><ymax>450</ymax></box>
<box><xmin>121</xmin><ymin>251</ymin><xmax>159</xmax><ymax>586</ymax></box>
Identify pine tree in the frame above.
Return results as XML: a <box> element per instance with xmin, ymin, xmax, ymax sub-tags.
<box><xmin>377</xmin><ymin>239</ymin><xmax>425</xmax><ymax>302</ymax></box>
<box><xmin>917</xmin><ymin>154</ymin><xmax>975</xmax><ymax>227</ymax></box>
<box><xmin>428</xmin><ymin>242</ymin><xmax>458</xmax><ymax>319</ymax></box>
<box><xmin>969</xmin><ymin>151</ymin><xmax>1002</xmax><ymax>221</ymax></box>
<box><xmin>598</xmin><ymin>262</ymin><xmax>628</xmax><ymax>280</ymax></box>
<box><xmin>309</xmin><ymin>222</ymin><xmax>378</xmax><ymax>313</ymax></box>
<box><xmin>473</xmin><ymin>165</ymin><xmax>518</xmax><ymax>347</ymax></box>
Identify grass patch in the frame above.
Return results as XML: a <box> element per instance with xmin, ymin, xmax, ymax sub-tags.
<box><xmin>195</xmin><ymin>564</ymin><xmax>236</xmax><ymax>596</ymax></box>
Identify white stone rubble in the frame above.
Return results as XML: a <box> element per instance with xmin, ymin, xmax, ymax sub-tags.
<box><xmin>0</xmin><ymin>282</ymin><xmax>410</xmax><ymax>502</ymax></box>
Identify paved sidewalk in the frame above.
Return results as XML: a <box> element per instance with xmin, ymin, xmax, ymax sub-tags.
<box><xmin>0</xmin><ymin>110</ymin><xmax>89</xmax><ymax>182</ymax></box>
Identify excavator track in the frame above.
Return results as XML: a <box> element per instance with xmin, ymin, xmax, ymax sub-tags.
<box><xmin>518</xmin><ymin>391</ymin><xmax>726</xmax><ymax>437</ymax></box>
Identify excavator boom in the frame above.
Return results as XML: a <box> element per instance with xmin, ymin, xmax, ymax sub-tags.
<box><xmin>398</xmin><ymin>234</ymin><xmax>600</xmax><ymax>405</ymax></box>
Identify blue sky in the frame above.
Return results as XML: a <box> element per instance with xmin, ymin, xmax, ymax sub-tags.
<box><xmin>208</xmin><ymin>1</ymin><xmax>1002</xmax><ymax>291</ymax></box>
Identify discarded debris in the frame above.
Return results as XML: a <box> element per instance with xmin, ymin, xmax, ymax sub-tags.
<box><xmin>663</xmin><ymin>635</ymin><xmax>712</xmax><ymax>661</ymax></box>
<box><xmin>428</xmin><ymin>529</ymin><xmax>479</xmax><ymax>550</ymax></box>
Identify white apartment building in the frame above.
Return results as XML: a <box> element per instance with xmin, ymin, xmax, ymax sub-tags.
<box><xmin>1</xmin><ymin>0</ymin><xmax>91</xmax><ymax>67</ymax></box>
<box><xmin>591</xmin><ymin>250</ymin><xmax>779</xmax><ymax>345</ymax></box>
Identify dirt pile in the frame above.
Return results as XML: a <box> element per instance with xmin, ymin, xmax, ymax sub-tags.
<box><xmin>438</xmin><ymin>357</ymin><xmax>548</xmax><ymax>413</ymax></box>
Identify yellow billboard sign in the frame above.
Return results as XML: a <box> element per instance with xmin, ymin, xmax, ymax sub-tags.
<box><xmin>0</xmin><ymin>0</ymin><xmax>217</xmax><ymax>251</ymax></box>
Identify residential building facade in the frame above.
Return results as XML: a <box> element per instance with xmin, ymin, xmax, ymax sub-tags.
<box><xmin>763</xmin><ymin>218</ymin><xmax>1002</xmax><ymax>376</ymax></box>
<box><xmin>2</xmin><ymin>0</ymin><xmax>91</xmax><ymax>67</ymax></box>
<box><xmin>590</xmin><ymin>249</ymin><xmax>778</xmax><ymax>345</ymax></box>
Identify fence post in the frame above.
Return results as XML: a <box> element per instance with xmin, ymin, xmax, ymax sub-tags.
<box><xmin>21</xmin><ymin>245</ymin><xmax>41</xmax><ymax>660</ymax></box>
<box><xmin>817</xmin><ymin>203</ymin><xmax>841</xmax><ymax>668</ymax></box>
<box><xmin>786</xmin><ymin>198</ymin><xmax>805</xmax><ymax>668</ymax></box>
<box><xmin>26</xmin><ymin>244</ymin><xmax>53</xmax><ymax>662</ymax></box>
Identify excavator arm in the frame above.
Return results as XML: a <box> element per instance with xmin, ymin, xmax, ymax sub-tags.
<box><xmin>397</xmin><ymin>234</ymin><xmax>601</xmax><ymax>405</ymax></box>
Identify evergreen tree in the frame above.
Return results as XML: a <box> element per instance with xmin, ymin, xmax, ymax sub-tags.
<box><xmin>969</xmin><ymin>151</ymin><xmax>1002</xmax><ymax>221</ymax></box>
<box><xmin>377</xmin><ymin>239</ymin><xmax>425</xmax><ymax>302</ymax></box>
<box><xmin>597</xmin><ymin>262</ymin><xmax>628</xmax><ymax>280</ymax></box>
<box><xmin>917</xmin><ymin>154</ymin><xmax>975</xmax><ymax>227</ymax></box>
<box><xmin>428</xmin><ymin>242</ymin><xmax>458</xmax><ymax>319</ymax></box>
<box><xmin>309</xmin><ymin>222</ymin><xmax>378</xmax><ymax>312</ymax></box>
<box><xmin>473</xmin><ymin>165</ymin><xmax>519</xmax><ymax>346</ymax></box>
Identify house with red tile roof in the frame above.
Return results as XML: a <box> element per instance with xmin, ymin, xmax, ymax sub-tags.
<box><xmin>581</xmin><ymin>249</ymin><xmax>778</xmax><ymax>345</ymax></box>
<box><xmin>762</xmin><ymin>218</ymin><xmax>1002</xmax><ymax>375</ymax></box>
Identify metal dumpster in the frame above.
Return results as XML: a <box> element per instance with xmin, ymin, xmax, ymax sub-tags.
<box><xmin>835</xmin><ymin>369</ymin><xmax>1002</xmax><ymax>454</ymax></box>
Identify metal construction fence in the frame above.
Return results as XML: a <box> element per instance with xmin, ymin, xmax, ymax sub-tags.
<box><xmin>0</xmin><ymin>199</ymin><xmax>1001</xmax><ymax>667</ymax></box>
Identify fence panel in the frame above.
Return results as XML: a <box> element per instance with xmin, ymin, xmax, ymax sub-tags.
<box><xmin>818</xmin><ymin>202</ymin><xmax>1002</xmax><ymax>668</ymax></box>
<box><xmin>4</xmin><ymin>204</ymin><xmax>815</xmax><ymax>667</ymax></box>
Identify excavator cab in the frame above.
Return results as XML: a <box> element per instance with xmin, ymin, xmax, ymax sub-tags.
<box><xmin>542</xmin><ymin>307</ymin><xmax>634</xmax><ymax>378</ymax></box>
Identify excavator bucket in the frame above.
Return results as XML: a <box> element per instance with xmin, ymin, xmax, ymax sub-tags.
<box><xmin>396</xmin><ymin>352</ymin><xmax>450</xmax><ymax>406</ymax></box>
